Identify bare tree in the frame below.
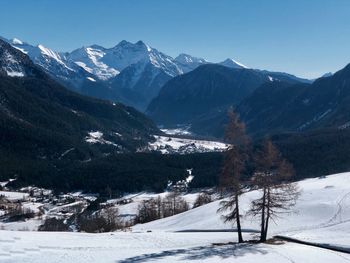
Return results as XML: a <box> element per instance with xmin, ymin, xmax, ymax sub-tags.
<box><xmin>193</xmin><ymin>192</ymin><xmax>212</xmax><ymax>208</ymax></box>
<box><xmin>249</xmin><ymin>139</ymin><xmax>299</xmax><ymax>242</ymax></box>
<box><xmin>136</xmin><ymin>199</ymin><xmax>158</xmax><ymax>223</ymax></box>
<box><xmin>136</xmin><ymin>194</ymin><xmax>189</xmax><ymax>224</ymax></box>
<box><xmin>164</xmin><ymin>192</ymin><xmax>189</xmax><ymax>216</ymax></box>
<box><xmin>218</xmin><ymin>109</ymin><xmax>250</xmax><ymax>243</ymax></box>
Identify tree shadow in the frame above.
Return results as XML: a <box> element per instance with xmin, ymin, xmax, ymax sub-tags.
<box><xmin>117</xmin><ymin>242</ymin><xmax>268</xmax><ymax>263</ymax></box>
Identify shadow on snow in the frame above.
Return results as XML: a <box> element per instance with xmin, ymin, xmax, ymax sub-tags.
<box><xmin>117</xmin><ymin>242</ymin><xmax>268</xmax><ymax>263</ymax></box>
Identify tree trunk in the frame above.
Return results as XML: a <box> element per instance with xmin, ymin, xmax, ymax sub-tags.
<box><xmin>260</xmin><ymin>187</ymin><xmax>266</xmax><ymax>242</ymax></box>
<box><xmin>263</xmin><ymin>188</ymin><xmax>271</xmax><ymax>242</ymax></box>
<box><xmin>235</xmin><ymin>193</ymin><xmax>244</xmax><ymax>243</ymax></box>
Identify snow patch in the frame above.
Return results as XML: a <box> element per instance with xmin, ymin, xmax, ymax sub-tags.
<box><xmin>87</xmin><ymin>76</ymin><xmax>96</xmax><ymax>82</ymax></box>
<box><xmin>11</xmin><ymin>38</ymin><xmax>23</xmax><ymax>45</ymax></box>
<box><xmin>85</xmin><ymin>131</ymin><xmax>119</xmax><ymax>148</ymax></box>
<box><xmin>149</xmin><ymin>135</ymin><xmax>228</xmax><ymax>154</ymax></box>
<box><xmin>2</xmin><ymin>51</ymin><xmax>25</xmax><ymax>77</ymax></box>
<box><xmin>161</xmin><ymin>128</ymin><xmax>192</xmax><ymax>136</ymax></box>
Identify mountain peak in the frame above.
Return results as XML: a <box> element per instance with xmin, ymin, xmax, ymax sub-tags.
<box><xmin>136</xmin><ymin>40</ymin><xmax>145</xmax><ymax>46</ymax></box>
<box><xmin>0</xmin><ymin>38</ymin><xmax>40</xmax><ymax>78</ymax></box>
<box><xmin>321</xmin><ymin>72</ymin><xmax>333</xmax><ymax>78</ymax></box>
<box><xmin>117</xmin><ymin>40</ymin><xmax>132</xmax><ymax>47</ymax></box>
<box><xmin>11</xmin><ymin>38</ymin><xmax>24</xmax><ymax>45</ymax></box>
<box><xmin>220</xmin><ymin>58</ymin><xmax>247</xmax><ymax>69</ymax></box>
<box><xmin>175</xmin><ymin>53</ymin><xmax>207</xmax><ymax>64</ymax></box>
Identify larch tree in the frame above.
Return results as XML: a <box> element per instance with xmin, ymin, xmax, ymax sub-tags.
<box><xmin>249</xmin><ymin>139</ymin><xmax>300</xmax><ymax>242</ymax></box>
<box><xmin>218</xmin><ymin>109</ymin><xmax>250</xmax><ymax>243</ymax></box>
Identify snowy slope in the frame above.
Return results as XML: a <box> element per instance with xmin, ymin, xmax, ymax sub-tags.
<box><xmin>1</xmin><ymin>172</ymin><xmax>350</xmax><ymax>262</ymax></box>
<box><xmin>10</xmin><ymin>38</ymin><xmax>76</xmax><ymax>76</ymax></box>
<box><xmin>1</xmin><ymin>226</ymin><xmax>349</xmax><ymax>262</ymax></box>
<box><xmin>134</xmin><ymin>172</ymin><xmax>350</xmax><ymax>244</ymax></box>
<box><xmin>68</xmin><ymin>40</ymin><xmax>181</xmax><ymax>80</ymax></box>
<box><xmin>174</xmin><ymin>53</ymin><xmax>208</xmax><ymax>73</ymax></box>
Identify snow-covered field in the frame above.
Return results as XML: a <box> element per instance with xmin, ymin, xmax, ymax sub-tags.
<box><xmin>160</xmin><ymin>128</ymin><xmax>192</xmax><ymax>136</ymax></box>
<box><xmin>149</xmin><ymin>135</ymin><xmax>228</xmax><ymax>154</ymax></box>
<box><xmin>135</xmin><ymin>173</ymin><xmax>350</xmax><ymax>240</ymax></box>
<box><xmin>1</xmin><ymin>172</ymin><xmax>350</xmax><ymax>262</ymax></box>
<box><xmin>0</xmin><ymin>191</ymin><xmax>28</xmax><ymax>201</ymax></box>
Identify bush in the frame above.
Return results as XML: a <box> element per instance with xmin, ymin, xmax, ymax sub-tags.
<box><xmin>6</xmin><ymin>206</ymin><xmax>35</xmax><ymax>222</ymax></box>
<box><xmin>39</xmin><ymin>218</ymin><xmax>69</xmax><ymax>231</ymax></box>
<box><xmin>78</xmin><ymin>207</ymin><xmax>120</xmax><ymax>233</ymax></box>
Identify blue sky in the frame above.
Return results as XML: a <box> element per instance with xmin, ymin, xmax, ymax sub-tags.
<box><xmin>1</xmin><ymin>0</ymin><xmax>349</xmax><ymax>78</ymax></box>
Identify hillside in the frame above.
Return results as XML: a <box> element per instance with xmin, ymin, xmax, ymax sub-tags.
<box><xmin>147</xmin><ymin>64</ymin><xmax>270</xmax><ymax>126</ymax></box>
<box><xmin>236</xmin><ymin>64</ymin><xmax>350</xmax><ymax>137</ymax></box>
<box><xmin>146</xmin><ymin>64</ymin><xmax>310</xmax><ymax>131</ymax></box>
<box><xmin>0</xmin><ymin>39</ymin><xmax>159</xmax><ymax>181</ymax></box>
<box><xmin>1</xmin><ymin>172</ymin><xmax>350</xmax><ymax>262</ymax></box>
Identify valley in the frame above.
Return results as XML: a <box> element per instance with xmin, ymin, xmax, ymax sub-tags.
<box><xmin>1</xmin><ymin>3</ymin><xmax>350</xmax><ymax>261</ymax></box>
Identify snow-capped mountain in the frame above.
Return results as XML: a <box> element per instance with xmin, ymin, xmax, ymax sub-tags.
<box><xmin>8</xmin><ymin>37</ymin><xmax>97</xmax><ymax>92</ymax></box>
<box><xmin>174</xmin><ymin>53</ymin><xmax>208</xmax><ymax>73</ymax></box>
<box><xmin>320</xmin><ymin>72</ymin><xmax>333</xmax><ymax>78</ymax></box>
<box><xmin>3</xmin><ymin>36</ymin><xmax>266</xmax><ymax>112</ymax></box>
<box><xmin>0</xmin><ymin>46</ymin><xmax>26</xmax><ymax>77</ymax></box>
<box><xmin>68</xmin><ymin>40</ymin><xmax>181</xmax><ymax>80</ymax></box>
<box><xmin>0</xmin><ymin>39</ymin><xmax>38</xmax><ymax>78</ymax></box>
<box><xmin>66</xmin><ymin>40</ymin><xmax>186</xmax><ymax>110</ymax></box>
<box><xmin>219</xmin><ymin>58</ymin><xmax>247</xmax><ymax>69</ymax></box>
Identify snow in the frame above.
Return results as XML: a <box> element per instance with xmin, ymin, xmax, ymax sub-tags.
<box><xmin>37</xmin><ymin>44</ymin><xmax>73</xmax><ymax>71</ymax></box>
<box><xmin>68</xmin><ymin>40</ymin><xmax>183</xmax><ymax>82</ymax></box>
<box><xmin>0</xmin><ymin>191</ymin><xmax>29</xmax><ymax>201</ymax></box>
<box><xmin>1</xmin><ymin>172</ymin><xmax>350</xmax><ymax>262</ymax></box>
<box><xmin>149</xmin><ymin>135</ymin><xmax>228</xmax><ymax>154</ymax></box>
<box><xmin>85</xmin><ymin>131</ymin><xmax>119</xmax><ymax>148</ymax></box>
<box><xmin>134</xmin><ymin>172</ymin><xmax>350</xmax><ymax>241</ymax></box>
<box><xmin>0</xmin><ymin>179</ymin><xmax>16</xmax><ymax>188</ymax></box>
<box><xmin>86</xmin><ymin>76</ymin><xmax>96</xmax><ymax>82</ymax></box>
<box><xmin>161</xmin><ymin>128</ymin><xmax>192</xmax><ymax>136</ymax></box>
<box><xmin>2</xmin><ymin>51</ymin><xmax>25</xmax><ymax>78</ymax></box>
<box><xmin>12</xmin><ymin>46</ymin><xmax>28</xmax><ymax>54</ymax></box>
<box><xmin>0</xmin><ymin>229</ymin><xmax>349</xmax><ymax>262</ymax></box>
<box><xmin>110</xmin><ymin>192</ymin><xmax>202</xmax><ymax>219</ymax></box>
<box><xmin>6</xmin><ymin>71</ymin><xmax>24</xmax><ymax>77</ymax></box>
<box><xmin>220</xmin><ymin>58</ymin><xmax>248</xmax><ymax>69</ymax></box>
<box><xmin>174</xmin><ymin>53</ymin><xmax>208</xmax><ymax>73</ymax></box>
<box><xmin>11</xmin><ymin>38</ymin><xmax>23</xmax><ymax>45</ymax></box>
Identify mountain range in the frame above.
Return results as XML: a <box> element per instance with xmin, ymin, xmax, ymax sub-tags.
<box><xmin>162</xmin><ymin>62</ymin><xmax>350</xmax><ymax>140</ymax></box>
<box><xmin>2</xmin><ymin>34</ymin><xmax>350</xmax><ymax>192</ymax></box>
<box><xmin>147</xmin><ymin>63</ymin><xmax>311</xmax><ymax>136</ymax></box>
<box><xmin>0</xmin><ymin>38</ymin><xmax>158</xmax><ymax>165</ymax></box>
<box><xmin>3</xmin><ymin>37</ymin><xmax>250</xmax><ymax>111</ymax></box>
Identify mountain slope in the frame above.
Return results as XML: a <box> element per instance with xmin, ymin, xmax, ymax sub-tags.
<box><xmin>237</xmin><ymin>63</ymin><xmax>350</xmax><ymax>137</ymax></box>
<box><xmin>109</xmin><ymin>59</ymin><xmax>174</xmax><ymax>110</ymax></box>
<box><xmin>147</xmin><ymin>64</ymin><xmax>274</xmax><ymax>127</ymax></box>
<box><xmin>67</xmin><ymin>40</ymin><xmax>185</xmax><ymax>110</ymax></box>
<box><xmin>174</xmin><ymin>53</ymin><xmax>208</xmax><ymax>73</ymax></box>
<box><xmin>219</xmin><ymin>58</ymin><xmax>247</xmax><ymax>69</ymax></box>
<box><xmin>0</xmin><ymin>39</ymin><xmax>159</xmax><ymax>163</ymax></box>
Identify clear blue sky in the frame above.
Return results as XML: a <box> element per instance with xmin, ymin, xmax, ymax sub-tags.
<box><xmin>1</xmin><ymin>0</ymin><xmax>349</xmax><ymax>78</ymax></box>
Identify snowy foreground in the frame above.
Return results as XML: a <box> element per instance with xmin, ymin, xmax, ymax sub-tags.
<box><xmin>1</xmin><ymin>172</ymin><xmax>350</xmax><ymax>262</ymax></box>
